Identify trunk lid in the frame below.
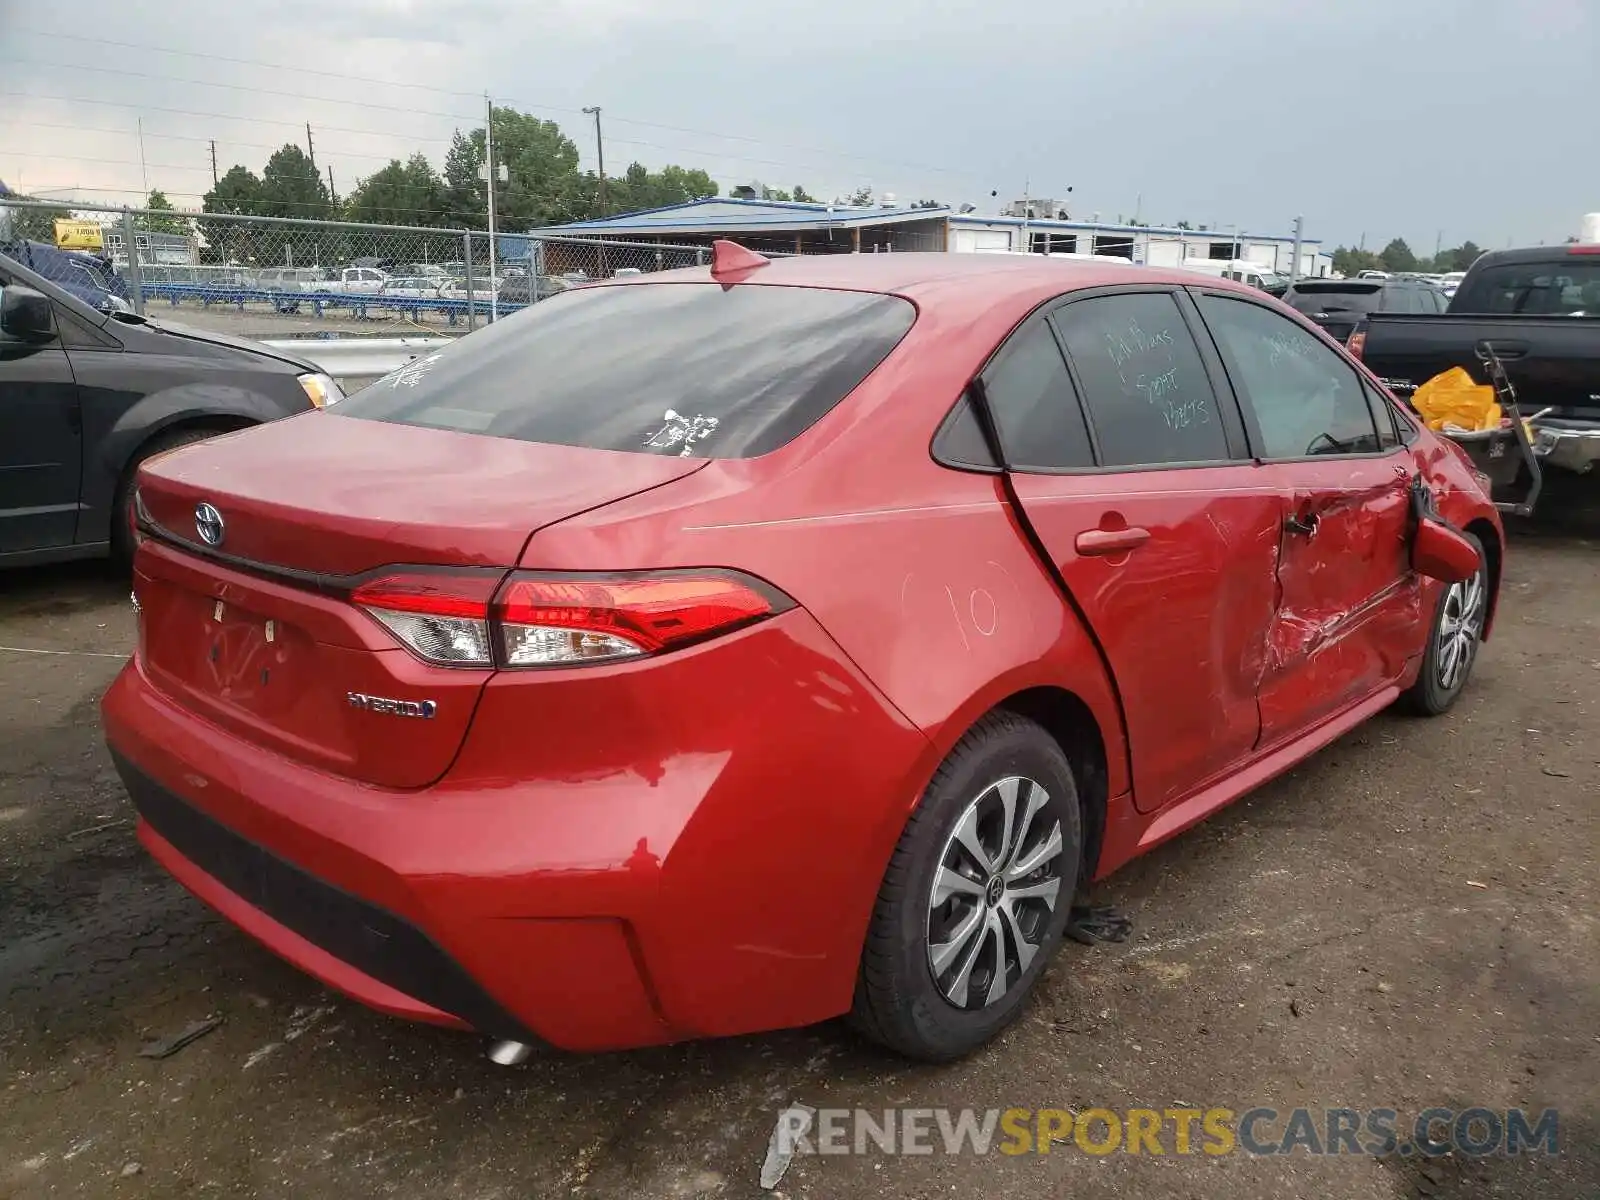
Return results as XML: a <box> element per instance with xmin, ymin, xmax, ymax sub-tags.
<box><xmin>132</xmin><ymin>413</ymin><xmax>706</xmax><ymax>788</ymax></box>
<box><xmin>136</xmin><ymin>412</ymin><xmax>705</xmax><ymax>575</ymax></box>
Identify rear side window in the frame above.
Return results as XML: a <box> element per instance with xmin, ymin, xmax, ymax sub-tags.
<box><xmin>1196</xmin><ymin>294</ymin><xmax>1380</xmax><ymax>459</ymax></box>
<box><xmin>1053</xmin><ymin>292</ymin><xmax>1230</xmax><ymax>467</ymax></box>
<box><xmin>980</xmin><ymin>318</ymin><xmax>1094</xmax><ymax>471</ymax></box>
<box><xmin>1284</xmin><ymin>283</ymin><xmax>1383</xmax><ymax>317</ymax></box>
<box><xmin>336</xmin><ymin>283</ymin><xmax>915</xmax><ymax>458</ymax></box>
<box><xmin>1381</xmin><ymin>286</ymin><xmax>1418</xmax><ymax>313</ymax></box>
<box><xmin>1454</xmin><ymin>260</ymin><xmax>1600</xmax><ymax>315</ymax></box>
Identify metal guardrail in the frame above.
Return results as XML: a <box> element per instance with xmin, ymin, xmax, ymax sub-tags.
<box><xmin>139</xmin><ymin>281</ymin><xmax>527</xmax><ymax>326</ymax></box>
<box><xmin>261</xmin><ymin>336</ymin><xmax>454</xmax><ymax>379</ymax></box>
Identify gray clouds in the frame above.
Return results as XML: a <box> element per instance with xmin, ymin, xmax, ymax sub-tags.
<box><xmin>2</xmin><ymin>0</ymin><xmax>1596</xmax><ymax>247</ymax></box>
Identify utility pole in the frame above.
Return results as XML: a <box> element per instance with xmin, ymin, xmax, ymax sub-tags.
<box><xmin>305</xmin><ymin>123</ymin><xmax>316</xmax><ymax>171</ymax></box>
<box><xmin>137</xmin><ymin>118</ymin><xmax>149</xmax><ymax>194</ymax></box>
<box><xmin>1019</xmin><ymin>177</ymin><xmax>1030</xmax><ymax>253</ymax></box>
<box><xmin>485</xmin><ymin>93</ymin><xmax>499</xmax><ymax>322</ymax></box>
<box><xmin>326</xmin><ymin>165</ymin><xmax>337</xmax><ymax>205</ymax></box>
<box><xmin>1288</xmin><ymin>213</ymin><xmax>1304</xmax><ymax>286</ymax></box>
<box><xmin>209</xmin><ymin>140</ymin><xmax>219</xmax><ymax>187</ymax></box>
<box><xmin>582</xmin><ymin>106</ymin><xmax>607</xmax><ymax>216</ymax></box>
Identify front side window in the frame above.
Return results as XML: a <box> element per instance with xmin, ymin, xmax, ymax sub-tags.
<box><xmin>336</xmin><ymin>283</ymin><xmax>916</xmax><ymax>459</ymax></box>
<box><xmin>1196</xmin><ymin>294</ymin><xmax>1381</xmax><ymax>459</ymax></box>
<box><xmin>1052</xmin><ymin>292</ymin><xmax>1230</xmax><ymax>467</ymax></box>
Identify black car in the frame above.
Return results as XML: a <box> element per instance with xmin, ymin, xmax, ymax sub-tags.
<box><xmin>0</xmin><ymin>249</ymin><xmax>342</xmax><ymax>568</ymax></box>
<box><xmin>1282</xmin><ymin>277</ymin><xmax>1449</xmax><ymax>344</ymax></box>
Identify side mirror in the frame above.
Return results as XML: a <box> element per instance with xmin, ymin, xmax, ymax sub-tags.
<box><xmin>0</xmin><ymin>285</ymin><xmax>55</xmax><ymax>340</ymax></box>
<box><xmin>1412</xmin><ymin>516</ymin><xmax>1480</xmax><ymax>583</ymax></box>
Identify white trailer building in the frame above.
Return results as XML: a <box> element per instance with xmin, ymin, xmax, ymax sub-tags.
<box><xmin>948</xmin><ymin>214</ymin><xmax>1331</xmax><ymax>278</ymax></box>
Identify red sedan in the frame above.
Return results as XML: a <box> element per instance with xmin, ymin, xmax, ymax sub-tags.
<box><xmin>103</xmin><ymin>244</ymin><xmax>1501</xmax><ymax>1062</ymax></box>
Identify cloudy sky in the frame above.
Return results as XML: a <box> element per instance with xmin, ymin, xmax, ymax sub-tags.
<box><xmin>2</xmin><ymin>0</ymin><xmax>1596</xmax><ymax>249</ymax></box>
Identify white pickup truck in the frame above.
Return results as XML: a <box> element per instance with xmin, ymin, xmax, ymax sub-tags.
<box><xmin>257</xmin><ymin>267</ymin><xmax>390</xmax><ymax>296</ymax></box>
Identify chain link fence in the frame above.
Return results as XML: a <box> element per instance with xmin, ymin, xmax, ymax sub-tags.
<box><xmin>0</xmin><ymin>198</ymin><xmax>724</xmax><ymax>340</ymax></box>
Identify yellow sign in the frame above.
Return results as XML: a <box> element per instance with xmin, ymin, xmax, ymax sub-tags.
<box><xmin>54</xmin><ymin>219</ymin><xmax>104</xmax><ymax>251</ymax></box>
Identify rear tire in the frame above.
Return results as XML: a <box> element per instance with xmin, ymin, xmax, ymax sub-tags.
<box><xmin>1403</xmin><ymin>532</ymin><xmax>1488</xmax><ymax>716</ymax></box>
<box><xmin>110</xmin><ymin>427</ymin><xmax>233</xmax><ymax>568</ymax></box>
<box><xmin>849</xmin><ymin>712</ymin><xmax>1081</xmax><ymax>1061</ymax></box>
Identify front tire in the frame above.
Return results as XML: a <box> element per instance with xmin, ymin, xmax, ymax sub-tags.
<box><xmin>110</xmin><ymin>427</ymin><xmax>232</xmax><ymax>568</ymax></box>
<box><xmin>850</xmin><ymin>712</ymin><xmax>1081</xmax><ymax>1061</ymax></box>
<box><xmin>1404</xmin><ymin>532</ymin><xmax>1488</xmax><ymax>716</ymax></box>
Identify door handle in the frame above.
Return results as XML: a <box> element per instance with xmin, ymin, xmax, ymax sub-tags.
<box><xmin>1482</xmin><ymin>340</ymin><xmax>1528</xmax><ymax>360</ymax></box>
<box><xmin>1284</xmin><ymin>512</ymin><xmax>1320</xmax><ymax>537</ymax></box>
<box><xmin>1075</xmin><ymin>526</ymin><xmax>1151</xmax><ymax>555</ymax></box>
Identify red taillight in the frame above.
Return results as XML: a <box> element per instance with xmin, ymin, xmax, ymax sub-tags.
<box><xmin>351</xmin><ymin>571</ymin><xmax>500</xmax><ymax>667</ymax></box>
<box><xmin>1347</xmin><ymin>329</ymin><xmax>1367</xmax><ymax>360</ymax></box>
<box><xmin>351</xmin><ymin>569</ymin><xmax>789</xmax><ymax>669</ymax></box>
<box><xmin>494</xmin><ymin>572</ymin><xmax>786</xmax><ymax>666</ymax></box>
<box><xmin>129</xmin><ymin>486</ymin><xmax>149</xmax><ymax>548</ymax></box>
<box><xmin>1568</xmin><ymin>243</ymin><xmax>1600</xmax><ymax>255</ymax></box>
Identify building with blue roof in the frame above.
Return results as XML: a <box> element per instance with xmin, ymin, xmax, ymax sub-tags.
<box><xmin>530</xmin><ymin>196</ymin><xmax>1331</xmax><ymax>278</ymax></box>
<box><xmin>532</xmin><ymin>196</ymin><xmax>951</xmax><ymax>256</ymax></box>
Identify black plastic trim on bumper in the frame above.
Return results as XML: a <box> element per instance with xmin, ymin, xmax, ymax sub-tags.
<box><xmin>110</xmin><ymin>749</ymin><xmax>535</xmax><ymax>1043</ymax></box>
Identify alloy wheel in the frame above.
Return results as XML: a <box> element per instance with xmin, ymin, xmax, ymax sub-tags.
<box><xmin>925</xmin><ymin>776</ymin><xmax>1065</xmax><ymax>1010</ymax></box>
<box><xmin>1437</xmin><ymin>567</ymin><xmax>1486</xmax><ymax>691</ymax></box>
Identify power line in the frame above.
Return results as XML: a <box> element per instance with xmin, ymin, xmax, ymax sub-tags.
<box><xmin>10</xmin><ymin>27</ymin><xmax>494</xmax><ymax>100</ymax></box>
<box><xmin>4</xmin><ymin>28</ymin><xmax>983</xmax><ymax>183</ymax></box>
<box><xmin>5</xmin><ymin>93</ymin><xmax>899</xmax><ymax>192</ymax></box>
<box><xmin>0</xmin><ymin>57</ymin><xmax>486</xmax><ymax>124</ymax></box>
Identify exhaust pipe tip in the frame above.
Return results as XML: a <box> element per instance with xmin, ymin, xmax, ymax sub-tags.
<box><xmin>486</xmin><ymin>1039</ymin><xmax>535</xmax><ymax>1067</ymax></box>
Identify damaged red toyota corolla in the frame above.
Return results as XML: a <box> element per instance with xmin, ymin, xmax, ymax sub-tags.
<box><xmin>102</xmin><ymin>244</ymin><xmax>1503</xmax><ymax>1062</ymax></box>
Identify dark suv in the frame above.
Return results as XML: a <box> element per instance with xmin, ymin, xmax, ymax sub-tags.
<box><xmin>1</xmin><ymin>250</ymin><xmax>339</xmax><ymax>567</ymax></box>
<box><xmin>1283</xmin><ymin>277</ymin><xmax>1449</xmax><ymax>345</ymax></box>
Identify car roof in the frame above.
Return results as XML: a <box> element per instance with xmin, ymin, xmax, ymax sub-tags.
<box><xmin>1288</xmin><ymin>277</ymin><xmax>1436</xmax><ymax>290</ymax></box>
<box><xmin>604</xmin><ymin>250</ymin><xmax>1268</xmax><ymax>313</ymax></box>
<box><xmin>1467</xmin><ymin>246</ymin><xmax>1594</xmax><ymax>269</ymax></box>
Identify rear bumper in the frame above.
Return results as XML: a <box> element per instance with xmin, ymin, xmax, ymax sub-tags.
<box><xmin>103</xmin><ymin>610</ymin><xmax>931</xmax><ymax>1051</ymax></box>
<box><xmin>1532</xmin><ymin>423</ymin><xmax>1600</xmax><ymax>474</ymax></box>
<box><xmin>114</xmin><ymin>750</ymin><xmax>533</xmax><ymax>1040</ymax></box>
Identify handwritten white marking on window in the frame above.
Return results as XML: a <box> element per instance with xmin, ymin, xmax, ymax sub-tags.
<box><xmin>644</xmin><ymin>409</ymin><xmax>720</xmax><ymax>456</ymax></box>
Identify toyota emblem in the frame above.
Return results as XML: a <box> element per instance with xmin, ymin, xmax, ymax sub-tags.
<box><xmin>194</xmin><ymin>502</ymin><xmax>226</xmax><ymax>547</ymax></box>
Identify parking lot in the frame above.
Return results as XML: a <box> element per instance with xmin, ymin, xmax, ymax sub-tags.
<box><xmin>1</xmin><ymin>516</ymin><xmax>1595</xmax><ymax>1199</ymax></box>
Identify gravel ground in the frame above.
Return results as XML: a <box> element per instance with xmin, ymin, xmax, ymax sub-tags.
<box><xmin>0</xmin><ymin>514</ymin><xmax>1595</xmax><ymax>1199</ymax></box>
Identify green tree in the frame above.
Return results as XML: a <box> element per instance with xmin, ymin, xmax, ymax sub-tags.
<box><xmin>258</xmin><ymin>145</ymin><xmax>331</xmax><ymax>219</ymax></box>
<box><xmin>914</xmin><ymin>199</ymin><xmax>943</xmax><ymax>209</ymax></box>
<box><xmin>836</xmin><ymin>186</ymin><xmax>873</xmax><ymax>206</ymax></box>
<box><xmin>142</xmin><ymin>190</ymin><xmax>191</xmax><ymax>235</ymax></box>
<box><xmin>199</xmin><ymin>165</ymin><xmax>264</xmax><ymax>264</ymax></box>
<box><xmin>449</xmin><ymin>110</ymin><xmax>585</xmax><ymax>229</ymax></box>
<box><xmin>442</xmin><ymin>129</ymin><xmax>486</xmax><ymax>228</ymax></box>
<box><xmin>792</xmin><ymin>185</ymin><xmax>817</xmax><ymax>203</ymax></box>
<box><xmin>1379</xmin><ymin>238</ymin><xmax>1417</xmax><ymax>273</ymax></box>
<box><xmin>594</xmin><ymin>162</ymin><xmax>716</xmax><ymax>217</ymax></box>
<box><xmin>346</xmin><ymin>154</ymin><xmax>447</xmax><ymax>226</ymax></box>
<box><xmin>256</xmin><ymin>145</ymin><xmax>336</xmax><ymax>265</ymax></box>
<box><xmin>1331</xmin><ymin>246</ymin><xmax>1384</xmax><ymax>277</ymax></box>
<box><xmin>1448</xmin><ymin>241</ymin><xmax>1483</xmax><ymax>272</ymax></box>
<box><xmin>3</xmin><ymin>194</ymin><xmax>73</xmax><ymax>243</ymax></box>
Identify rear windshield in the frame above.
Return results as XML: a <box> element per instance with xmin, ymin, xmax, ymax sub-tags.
<box><xmin>1452</xmin><ymin>260</ymin><xmax>1600</xmax><ymax>315</ymax></box>
<box><xmin>1283</xmin><ymin>283</ymin><xmax>1383</xmax><ymax>316</ymax></box>
<box><xmin>336</xmin><ymin>282</ymin><xmax>916</xmax><ymax>458</ymax></box>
